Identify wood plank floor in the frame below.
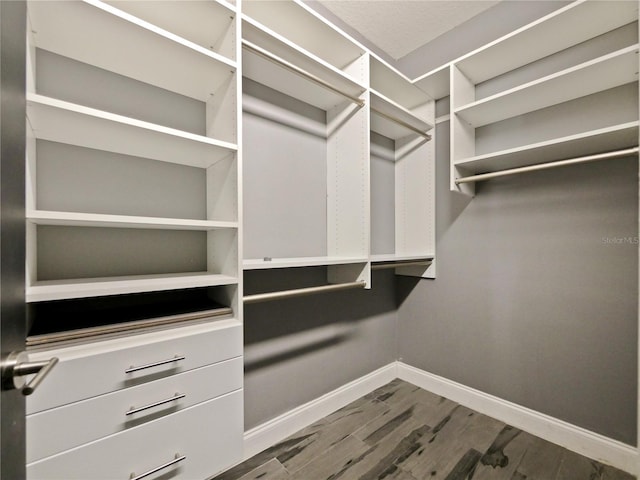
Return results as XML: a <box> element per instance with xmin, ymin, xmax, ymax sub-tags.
<box><xmin>211</xmin><ymin>379</ymin><xmax>636</xmax><ymax>480</ymax></box>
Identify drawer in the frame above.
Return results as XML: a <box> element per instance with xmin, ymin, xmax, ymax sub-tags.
<box><xmin>27</xmin><ymin>319</ymin><xmax>242</xmax><ymax>414</ymax></box>
<box><xmin>27</xmin><ymin>356</ymin><xmax>242</xmax><ymax>463</ymax></box>
<box><xmin>27</xmin><ymin>389</ymin><xmax>243</xmax><ymax>480</ymax></box>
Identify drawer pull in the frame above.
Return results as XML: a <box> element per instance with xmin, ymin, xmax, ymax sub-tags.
<box><xmin>125</xmin><ymin>355</ymin><xmax>185</xmax><ymax>374</ymax></box>
<box><xmin>130</xmin><ymin>453</ymin><xmax>186</xmax><ymax>480</ymax></box>
<box><xmin>126</xmin><ymin>393</ymin><xmax>186</xmax><ymax>416</ymax></box>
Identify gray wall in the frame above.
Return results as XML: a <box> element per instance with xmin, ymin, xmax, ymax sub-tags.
<box><xmin>397</xmin><ymin>119</ymin><xmax>638</xmax><ymax>445</ymax></box>
<box><xmin>244</xmin><ymin>268</ymin><xmax>398</xmax><ymax>430</ymax></box>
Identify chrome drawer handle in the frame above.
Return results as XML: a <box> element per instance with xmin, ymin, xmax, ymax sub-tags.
<box><xmin>130</xmin><ymin>453</ymin><xmax>186</xmax><ymax>480</ymax></box>
<box><xmin>126</xmin><ymin>393</ymin><xmax>186</xmax><ymax>416</ymax></box>
<box><xmin>125</xmin><ymin>355</ymin><xmax>185</xmax><ymax>374</ymax></box>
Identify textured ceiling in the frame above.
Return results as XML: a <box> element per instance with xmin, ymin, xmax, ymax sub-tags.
<box><xmin>316</xmin><ymin>0</ymin><xmax>501</xmax><ymax>60</ymax></box>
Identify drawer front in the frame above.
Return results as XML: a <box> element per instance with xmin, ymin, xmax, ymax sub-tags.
<box><xmin>28</xmin><ymin>389</ymin><xmax>243</xmax><ymax>480</ymax></box>
<box><xmin>27</xmin><ymin>356</ymin><xmax>242</xmax><ymax>463</ymax></box>
<box><xmin>27</xmin><ymin>320</ymin><xmax>242</xmax><ymax>414</ymax></box>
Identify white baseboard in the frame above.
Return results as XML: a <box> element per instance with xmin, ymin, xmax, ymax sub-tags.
<box><xmin>242</xmin><ymin>363</ymin><xmax>398</xmax><ymax>460</ymax></box>
<box><xmin>397</xmin><ymin>362</ymin><xmax>638</xmax><ymax>476</ymax></box>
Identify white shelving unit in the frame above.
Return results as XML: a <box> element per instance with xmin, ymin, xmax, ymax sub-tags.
<box><xmin>241</xmin><ymin>0</ymin><xmax>371</xmax><ymax>288</ymax></box>
<box><xmin>25</xmin><ymin>1</ymin><xmax>244</xmax><ymax>477</ymax></box>
<box><xmin>450</xmin><ymin>0</ymin><xmax>639</xmax><ymax>194</ymax></box>
<box><xmin>26</xmin><ymin>0</ymin><xmax>241</xmax><ymax>309</ymax></box>
<box><xmin>369</xmin><ymin>57</ymin><xmax>436</xmax><ymax>278</ymax></box>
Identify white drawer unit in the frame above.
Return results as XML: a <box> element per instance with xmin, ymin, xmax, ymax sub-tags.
<box><xmin>26</xmin><ymin>320</ymin><xmax>244</xmax><ymax>480</ymax></box>
<box><xmin>27</xmin><ymin>356</ymin><xmax>242</xmax><ymax>463</ymax></box>
<box><xmin>27</xmin><ymin>390</ymin><xmax>243</xmax><ymax>480</ymax></box>
<box><xmin>27</xmin><ymin>319</ymin><xmax>242</xmax><ymax>414</ymax></box>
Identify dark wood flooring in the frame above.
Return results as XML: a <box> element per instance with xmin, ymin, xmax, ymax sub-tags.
<box><xmin>211</xmin><ymin>379</ymin><xmax>636</xmax><ymax>480</ymax></box>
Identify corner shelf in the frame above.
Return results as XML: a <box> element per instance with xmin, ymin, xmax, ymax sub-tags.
<box><xmin>27</xmin><ymin>94</ymin><xmax>237</xmax><ymax>169</ymax></box>
<box><xmin>455</xmin><ymin>46</ymin><xmax>639</xmax><ymax>128</ymax></box>
<box><xmin>454</xmin><ymin>122</ymin><xmax>640</xmax><ymax>174</ymax></box>
<box><xmin>413</xmin><ymin>65</ymin><xmax>450</xmax><ymax>100</ymax></box>
<box><xmin>28</xmin><ymin>0</ymin><xmax>236</xmax><ymax>102</ymax></box>
<box><xmin>370</xmin><ymin>90</ymin><xmax>433</xmax><ymax>140</ymax></box>
<box><xmin>27</xmin><ymin>272</ymin><xmax>239</xmax><ymax>303</ymax></box>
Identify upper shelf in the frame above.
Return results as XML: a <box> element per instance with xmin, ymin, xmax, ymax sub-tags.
<box><xmin>242</xmin><ymin>0</ymin><xmax>365</xmax><ymax>72</ymax></box>
<box><xmin>370</xmin><ymin>90</ymin><xmax>433</xmax><ymax>140</ymax></box>
<box><xmin>455</xmin><ymin>45</ymin><xmax>639</xmax><ymax>128</ymax></box>
<box><xmin>28</xmin><ymin>0</ymin><xmax>236</xmax><ymax>102</ymax></box>
<box><xmin>242</xmin><ymin>18</ymin><xmax>366</xmax><ymax>111</ymax></box>
<box><xmin>454</xmin><ymin>122</ymin><xmax>640</xmax><ymax>174</ymax></box>
<box><xmin>454</xmin><ymin>0</ymin><xmax>638</xmax><ymax>84</ymax></box>
<box><xmin>27</xmin><ymin>94</ymin><xmax>237</xmax><ymax>169</ymax></box>
<box><xmin>413</xmin><ymin>65</ymin><xmax>450</xmax><ymax>101</ymax></box>
<box><xmin>103</xmin><ymin>0</ymin><xmax>237</xmax><ymax>61</ymax></box>
<box><xmin>370</xmin><ymin>57</ymin><xmax>433</xmax><ymax>110</ymax></box>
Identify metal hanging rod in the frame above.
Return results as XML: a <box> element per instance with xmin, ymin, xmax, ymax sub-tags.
<box><xmin>371</xmin><ymin>260</ymin><xmax>432</xmax><ymax>270</ymax></box>
<box><xmin>242</xmin><ymin>40</ymin><xmax>365</xmax><ymax>108</ymax></box>
<box><xmin>455</xmin><ymin>147</ymin><xmax>640</xmax><ymax>185</ymax></box>
<box><xmin>370</xmin><ymin>107</ymin><xmax>432</xmax><ymax>140</ymax></box>
<box><xmin>244</xmin><ymin>281</ymin><xmax>366</xmax><ymax>305</ymax></box>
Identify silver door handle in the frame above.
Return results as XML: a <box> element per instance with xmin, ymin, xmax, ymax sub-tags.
<box><xmin>130</xmin><ymin>453</ymin><xmax>186</xmax><ymax>480</ymax></box>
<box><xmin>1</xmin><ymin>351</ymin><xmax>59</xmax><ymax>395</ymax></box>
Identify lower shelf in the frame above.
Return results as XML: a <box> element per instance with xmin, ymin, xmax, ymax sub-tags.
<box><xmin>243</xmin><ymin>256</ymin><xmax>369</xmax><ymax>270</ymax></box>
<box><xmin>27</xmin><ymin>272</ymin><xmax>238</xmax><ymax>302</ymax></box>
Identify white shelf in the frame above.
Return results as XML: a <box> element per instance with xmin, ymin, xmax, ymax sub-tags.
<box><xmin>371</xmin><ymin>254</ymin><xmax>434</xmax><ymax>263</ymax></box>
<box><xmin>243</xmin><ymin>256</ymin><xmax>368</xmax><ymax>270</ymax></box>
<box><xmin>27</xmin><ymin>94</ymin><xmax>237</xmax><ymax>169</ymax></box>
<box><xmin>27</xmin><ymin>272</ymin><xmax>239</xmax><ymax>303</ymax></box>
<box><xmin>242</xmin><ymin>0</ymin><xmax>364</xmax><ymax>72</ymax></box>
<box><xmin>27</xmin><ymin>210</ymin><xmax>238</xmax><ymax>231</ymax></box>
<box><xmin>28</xmin><ymin>0</ymin><xmax>236</xmax><ymax>102</ymax></box>
<box><xmin>370</xmin><ymin>57</ymin><xmax>433</xmax><ymax>110</ymax></box>
<box><xmin>370</xmin><ymin>90</ymin><xmax>433</xmax><ymax>140</ymax></box>
<box><xmin>413</xmin><ymin>65</ymin><xmax>450</xmax><ymax>101</ymax></box>
<box><xmin>455</xmin><ymin>122</ymin><xmax>640</xmax><ymax>174</ymax></box>
<box><xmin>242</xmin><ymin>17</ymin><xmax>366</xmax><ymax>110</ymax></box>
<box><xmin>103</xmin><ymin>0</ymin><xmax>237</xmax><ymax>61</ymax></box>
<box><xmin>455</xmin><ymin>0</ymin><xmax>638</xmax><ymax>83</ymax></box>
<box><xmin>455</xmin><ymin>45</ymin><xmax>639</xmax><ymax>128</ymax></box>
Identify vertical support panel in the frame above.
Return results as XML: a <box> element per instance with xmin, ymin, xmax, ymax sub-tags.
<box><xmin>450</xmin><ymin>64</ymin><xmax>476</xmax><ymax>196</ymax></box>
<box><xmin>395</xmin><ymin>127</ymin><xmax>436</xmax><ymax>278</ymax></box>
<box><xmin>0</xmin><ymin>1</ymin><xmax>27</xmax><ymax>478</ymax></box>
<box><xmin>234</xmin><ymin>1</ymin><xmax>243</xmax><ymax>327</ymax></box>
<box><xmin>206</xmin><ymin>72</ymin><xmax>238</xmax><ymax>144</ymax></box>
<box><xmin>327</xmin><ymin>56</ymin><xmax>370</xmax><ymax>286</ymax></box>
